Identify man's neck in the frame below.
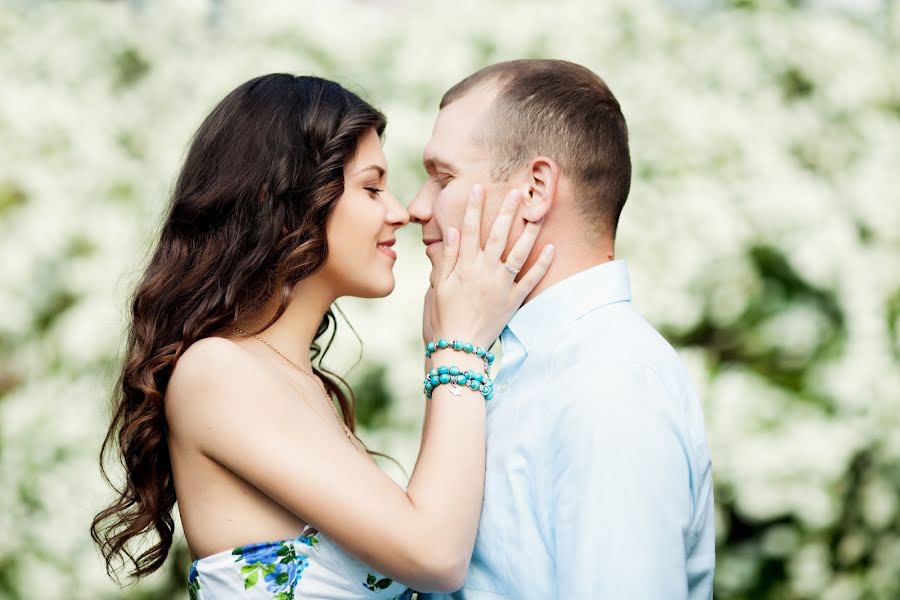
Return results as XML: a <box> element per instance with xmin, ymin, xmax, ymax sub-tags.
<box><xmin>521</xmin><ymin>247</ymin><xmax>615</xmax><ymax>306</ymax></box>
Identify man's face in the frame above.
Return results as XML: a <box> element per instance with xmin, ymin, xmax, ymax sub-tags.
<box><xmin>408</xmin><ymin>85</ymin><xmax>523</xmax><ymax>272</ymax></box>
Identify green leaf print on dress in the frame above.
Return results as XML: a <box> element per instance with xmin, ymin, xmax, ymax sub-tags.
<box><xmin>363</xmin><ymin>573</ymin><xmax>414</xmax><ymax>599</ymax></box>
<box><xmin>364</xmin><ymin>573</ymin><xmax>394</xmax><ymax>591</ymax></box>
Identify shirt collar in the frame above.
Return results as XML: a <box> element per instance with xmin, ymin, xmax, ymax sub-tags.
<box><xmin>502</xmin><ymin>259</ymin><xmax>632</xmax><ymax>354</ymax></box>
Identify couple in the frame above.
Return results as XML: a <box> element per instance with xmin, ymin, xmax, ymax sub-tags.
<box><xmin>92</xmin><ymin>59</ymin><xmax>715</xmax><ymax>599</ymax></box>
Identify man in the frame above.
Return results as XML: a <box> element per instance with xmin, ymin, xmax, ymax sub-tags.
<box><xmin>408</xmin><ymin>59</ymin><xmax>716</xmax><ymax>599</ymax></box>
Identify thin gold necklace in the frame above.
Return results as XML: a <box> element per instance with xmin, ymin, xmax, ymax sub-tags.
<box><xmin>231</xmin><ymin>326</ymin><xmax>359</xmax><ymax>449</ymax></box>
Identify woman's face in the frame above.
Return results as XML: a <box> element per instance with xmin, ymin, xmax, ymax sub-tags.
<box><xmin>320</xmin><ymin>128</ymin><xmax>409</xmax><ymax>298</ymax></box>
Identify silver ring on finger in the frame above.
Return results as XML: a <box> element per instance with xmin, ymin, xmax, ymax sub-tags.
<box><xmin>503</xmin><ymin>262</ymin><xmax>521</xmax><ymax>275</ymax></box>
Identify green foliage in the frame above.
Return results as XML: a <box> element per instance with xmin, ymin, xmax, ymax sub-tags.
<box><xmin>351</xmin><ymin>364</ymin><xmax>392</xmax><ymax>429</ymax></box>
<box><xmin>665</xmin><ymin>244</ymin><xmax>845</xmax><ymax>404</ymax></box>
<box><xmin>113</xmin><ymin>47</ymin><xmax>150</xmax><ymax>89</ymax></box>
<box><xmin>0</xmin><ymin>181</ymin><xmax>27</xmax><ymax>218</ymax></box>
<box><xmin>779</xmin><ymin>66</ymin><xmax>816</xmax><ymax>101</ymax></box>
<box><xmin>887</xmin><ymin>289</ymin><xmax>900</xmax><ymax>361</ymax></box>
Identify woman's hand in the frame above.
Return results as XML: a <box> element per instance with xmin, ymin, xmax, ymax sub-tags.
<box><xmin>430</xmin><ymin>184</ymin><xmax>555</xmax><ymax>350</ymax></box>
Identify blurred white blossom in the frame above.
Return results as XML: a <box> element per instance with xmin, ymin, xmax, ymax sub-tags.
<box><xmin>1</xmin><ymin>0</ymin><xmax>898</xmax><ymax>598</ymax></box>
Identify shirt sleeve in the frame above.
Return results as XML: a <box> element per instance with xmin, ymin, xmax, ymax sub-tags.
<box><xmin>550</xmin><ymin>360</ymin><xmax>696</xmax><ymax>599</ymax></box>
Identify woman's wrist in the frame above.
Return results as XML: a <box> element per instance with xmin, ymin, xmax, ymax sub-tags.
<box><xmin>431</xmin><ymin>332</ymin><xmax>477</xmax><ymax>348</ymax></box>
<box><xmin>427</xmin><ymin>348</ymin><xmax>484</xmax><ymax>367</ymax></box>
<box><xmin>426</xmin><ymin>337</ymin><xmax>496</xmax><ymax>362</ymax></box>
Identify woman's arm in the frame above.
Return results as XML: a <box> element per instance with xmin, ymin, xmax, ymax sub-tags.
<box><xmin>169</xmin><ymin>338</ymin><xmax>478</xmax><ymax>592</ymax></box>
<box><xmin>168</xmin><ymin>187</ymin><xmax>552</xmax><ymax>592</ymax></box>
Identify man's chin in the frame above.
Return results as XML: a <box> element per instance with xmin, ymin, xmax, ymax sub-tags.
<box><xmin>424</xmin><ymin>245</ymin><xmax>441</xmax><ymax>286</ymax></box>
<box><xmin>424</xmin><ymin>241</ymin><xmax>442</xmax><ymax>262</ymax></box>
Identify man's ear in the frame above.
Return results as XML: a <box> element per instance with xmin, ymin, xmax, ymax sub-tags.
<box><xmin>521</xmin><ymin>156</ymin><xmax>558</xmax><ymax>223</ymax></box>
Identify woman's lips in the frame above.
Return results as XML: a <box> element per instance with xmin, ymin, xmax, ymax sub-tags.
<box><xmin>377</xmin><ymin>240</ymin><xmax>397</xmax><ymax>260</ymax></box>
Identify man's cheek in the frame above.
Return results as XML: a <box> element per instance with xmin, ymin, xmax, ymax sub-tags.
<box><xmin>431</xmin><ymin>204</ymin><xmax>451</xmax><ymax>239</ymax></box>
<box><xmin>438</xmin><ymin>187</ymin><xmax>469</xmax><ymax>231</ymax></box>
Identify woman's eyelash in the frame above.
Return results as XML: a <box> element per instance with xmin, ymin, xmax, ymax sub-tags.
<box><xmin>364</xmin><ymin>187</ymin><xmax>384</xmax><ymax>196</ymax></box>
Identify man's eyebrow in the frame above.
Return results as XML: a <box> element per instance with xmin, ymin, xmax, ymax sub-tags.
<box><xmin>353</xmin><ymin>164</ymin><xmax>386</xmax><ymax>178</ymax></box>
<box><xmin>422</xmin><ymin>154</ymin><xmax>458</xmax><ymax>173</ymax></box>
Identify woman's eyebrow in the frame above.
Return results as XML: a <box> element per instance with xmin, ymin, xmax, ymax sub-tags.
<box><xmin>353</xmin><ymin>165</ymin><xmax>386</xmax><ymax>178</ymax></box>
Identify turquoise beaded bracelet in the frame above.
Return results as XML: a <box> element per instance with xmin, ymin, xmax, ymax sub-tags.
<box><xmin>425</xmin><ymin>338</ymin><xmax>495</xmax><ymax>392</ymax></box>
<box><xmin>425</xmin><ymin>338</ymin><xmax>495</xmax><ymax>366</ymax></box>
<box><xmin>423</xmin><ymin>364</ymin><xmax>493</xmax><ymax>401</ymax></box>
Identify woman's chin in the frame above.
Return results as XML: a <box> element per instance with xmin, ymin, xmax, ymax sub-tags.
<box><xmin>355</xmin><ymin>275</ymin><xmax>395</xmax><ymax>299</ymax></box>
<box><xmin>374</xmin><ymin>281</ymin><xmax>395</xmax><ymax>298</ymax></box>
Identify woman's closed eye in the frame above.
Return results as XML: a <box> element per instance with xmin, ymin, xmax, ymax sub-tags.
<box><xmin>364</xmin><ymin>186</ymin><xmax>384</xmax><ymax>198</ymax></box>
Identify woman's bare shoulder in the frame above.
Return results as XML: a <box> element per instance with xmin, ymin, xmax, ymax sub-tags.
<box><xmin>166</xmin><ymin>336</ymin><xmax>282</xmax><ymax>423</ymax></box>
<box><xmin>171</xmin><ymin>336</ymin><xmax>249</xmax><ymax>388</ymax></box>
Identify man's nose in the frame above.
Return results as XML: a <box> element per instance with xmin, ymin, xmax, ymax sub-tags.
<box><xmin>407</xmin><ymin>185</ymin><xmax>433</xmax><ymax>225</ymax></box>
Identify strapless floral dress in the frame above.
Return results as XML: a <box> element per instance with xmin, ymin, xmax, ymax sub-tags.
<box><xmin>188</xmin><ymin>529</ymin><xmax>413</xmax><ymax>600</ymax></box>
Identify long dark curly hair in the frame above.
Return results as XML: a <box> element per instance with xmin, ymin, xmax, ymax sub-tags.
<box><xmin>90</xmin><ymin>73</ymin><xmax>386</xmax><ymax>582</ymax></box>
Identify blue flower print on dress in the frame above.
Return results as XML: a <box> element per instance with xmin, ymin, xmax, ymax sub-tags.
<box><xmin>236</xmin><ymin>540</ymin><xmax>282</xmax><ymax>565</ymax></box>
<box><xmin>264</xmin><ymin>555</ymin><xmax>310</xmax><ymax>595</ymax></box>
<box><xmin>188</xmin><ymin>562</ymin><xmax>200</xmax><ymax>600</ymax></box>
<box><xmin>231</xmin><ymin>535</ymin><xmax>315</xmax><ymax>600</ymax></box>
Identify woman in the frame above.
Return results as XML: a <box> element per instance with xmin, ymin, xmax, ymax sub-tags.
<box><xmin>91</xmin><ymin>73</ymin><xmax>554</xmax><ymax>598</ymax></box>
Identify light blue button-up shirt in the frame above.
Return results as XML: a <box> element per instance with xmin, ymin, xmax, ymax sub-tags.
<box><xmin>425</xmin><ymin>260</ymin><xmax>715</xmax><ymax>599</ymax></box>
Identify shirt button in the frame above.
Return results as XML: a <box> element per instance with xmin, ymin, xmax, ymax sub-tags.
<box><xmin>498</xmin><ymin>382</ymin><xmax>508</xmax><ymax>393</ymax></box>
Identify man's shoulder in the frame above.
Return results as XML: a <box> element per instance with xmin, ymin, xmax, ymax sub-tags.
<box><xmin>544</xmin><ymin>304</ymin><xmax>701</xmax><ymax>435</ymax></box>
<box><xmin>551</xmin><ymin>302</ymin><xmax>682</xmax><ymax>376</ymax></box>
<box><xmin>545</xmin><ymin>304</ymin><xmax>711</xmax><ymax>473</ymax></box>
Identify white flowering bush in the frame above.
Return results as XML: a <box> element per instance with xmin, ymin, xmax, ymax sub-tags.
<box><xmin>0</xmin><ymin>0</ymin><xmax>897</xmax><ymax>598</ymax></box>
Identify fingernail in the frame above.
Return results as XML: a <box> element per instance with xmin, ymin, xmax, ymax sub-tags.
<box><xmin>472</xmin><ymin>184</ymin><xmax>483</xmax><ymax>198</ymax></box>
<box><xmin>545</xmin><ymin>244</ymin><xmax>555</xmax><ymax>255</ymax></box>
<box><xmin>508</xmin><ymin>189</ymin><xmax>521</xmax><ymax>202</ymax></box>
<box><xmin>447</xmin><ymin>227</ymin><xmax>458</xmax><ymax>243</ymax></box>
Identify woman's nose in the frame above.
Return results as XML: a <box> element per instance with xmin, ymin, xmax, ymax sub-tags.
<box><xmin>406</xmin><ymin>186</ymin><xmax>432</xmax><ymax>225</ymax></box>
<box><xmin>386</xmin><ymin>193</ymin><xmax>410</xmax><ymax>226</ymax></box>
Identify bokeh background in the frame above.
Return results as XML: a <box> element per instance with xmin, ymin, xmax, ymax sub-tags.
<box><xmin>1</xmin><ymin>0</ymin><xmax>899</xmax><ymax>598</ymax></box>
